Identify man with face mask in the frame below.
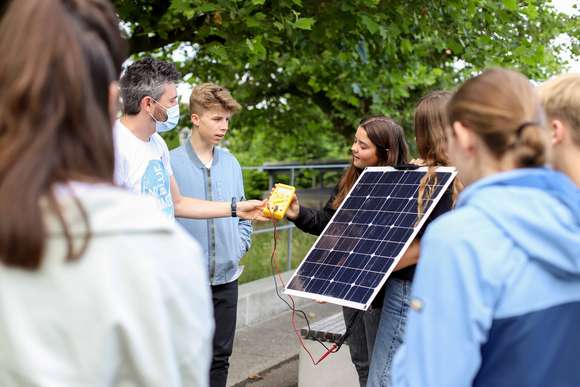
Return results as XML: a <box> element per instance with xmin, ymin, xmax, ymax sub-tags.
<box><xmin>115</xmin><ymin>57</ymin><xmax>265</xmax><ymax>220</ymax></box>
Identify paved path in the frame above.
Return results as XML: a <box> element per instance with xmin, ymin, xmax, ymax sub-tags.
<box><xmin>227</xmin><ymin>302</ymin><xmax>341</xmax><ymax>386</ymax></box>
<box><xmin>231</xmin><ymin>358</ymin><xmax>298</xmax><ymax>387</ymax></box>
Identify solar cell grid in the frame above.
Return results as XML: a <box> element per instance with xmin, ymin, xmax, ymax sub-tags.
<box><xmin>285</xmin><ymin>166</ymin><xmax>457</xmax><ymax>310</ymax></box>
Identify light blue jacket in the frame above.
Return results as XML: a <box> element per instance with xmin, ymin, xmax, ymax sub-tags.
<box><xmin>171</xmin><ymin>141</ymin><xmax>252</xmax><ymax>285</ymax></box>
<box><xmin>393</xmin><ymin>168</ymin><xmax>580</xmax><ymax>387</ymax></box>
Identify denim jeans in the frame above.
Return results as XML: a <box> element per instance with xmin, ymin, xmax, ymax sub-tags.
<box><xmin>367</xmin><ymin>278</ymin><xmax>412</xmax><ymax>387</ymax></box>
<box><xmin>343</xmin><ymin>305</ymin><xmax>382</xmax><ymax>387</ymax></box>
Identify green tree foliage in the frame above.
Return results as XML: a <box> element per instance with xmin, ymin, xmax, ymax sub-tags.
<box><xmin>114</xmin><ymin>0</ymin><xmax>578</xmax><ymax>165</ymax></box>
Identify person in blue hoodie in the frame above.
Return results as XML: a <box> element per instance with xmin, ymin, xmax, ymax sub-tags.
<box><xmin>392</xmin><ymin>68</ymin><xmax>580</xmax><ymax>387</ymax></box>
<box><xmin>171</xmin><ymin>83</ymin><xmax>252</xmax><ymax>387</ymax></box>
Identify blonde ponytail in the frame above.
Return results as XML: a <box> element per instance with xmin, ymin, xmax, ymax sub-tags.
<box><xmin>448</xmin><ymin>69</ymin><xmax>548</xmax><ymax>169</ymax></box>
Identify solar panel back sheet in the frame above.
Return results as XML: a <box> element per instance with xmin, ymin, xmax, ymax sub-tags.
<box><xmin>285</xmin><ymin>166</ymin><xmax>457</xmax><ymax>310</ymax></box>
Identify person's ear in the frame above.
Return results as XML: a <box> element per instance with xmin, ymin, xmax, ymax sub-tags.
<box><xmin>191</xmin><ymin>113</ymin><xmax>201</xmax><ymax>127</ymax></box>
<box><xmin>550</xmin><ymin>119</ymin><xmax>566</xmax><ymax>146</ymax></box>
<box><xmin>140</xmin><ymin>95</ymin><xmax>154</xmax><ymax>114</ymax></box>
<box><xmin>452</xmin><ymin>121</ymin><xmax>476</xmax><ymax>155</ymax></box>
<box><xmin>108</xmin><ymin>81</ymin><xmax>120</xmax><ymax>126</ymax></box>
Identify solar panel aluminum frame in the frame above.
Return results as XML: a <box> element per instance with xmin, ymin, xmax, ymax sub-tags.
<box><xmin>284</xmin><ymin>166</ymin><xmax>457</xmax><ymax>310</ymax></box>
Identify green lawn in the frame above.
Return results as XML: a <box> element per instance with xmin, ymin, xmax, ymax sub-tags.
<box><xmin>239</xmin><ymin>226</ymin><xmax>318</xmax><ymax>284</ymax></box>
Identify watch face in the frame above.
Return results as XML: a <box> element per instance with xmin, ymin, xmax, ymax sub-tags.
<box><xmin>231</xmin><ymin>198</ymin><xmax>237</xmax><ymax>217</ymax></box>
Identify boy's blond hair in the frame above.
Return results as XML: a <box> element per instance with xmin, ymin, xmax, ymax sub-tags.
<box><xmin>189</xmin><ymin>83</ymin><xmax>241</xmax><ymax>116</ymax></box>
<box><xmin>538</xmin><ymin>73</ymin><xmax>580</xmax><ymax>145</ymax></box>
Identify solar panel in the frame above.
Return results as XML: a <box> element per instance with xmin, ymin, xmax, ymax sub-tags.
<box><xmin>285</xmin><ymin>166</ymin><xmax>457</xmax><ymax>310</ymax></box>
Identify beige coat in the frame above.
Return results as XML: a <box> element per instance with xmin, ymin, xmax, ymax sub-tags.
<box><xmin>0</xmin><ymin>184</ymin><xmax>213</xmax><ymax>387</ymax></box>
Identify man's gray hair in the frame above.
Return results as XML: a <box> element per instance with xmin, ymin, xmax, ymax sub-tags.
<box><xmin>119</xmin><ymin>57</ymin><xmax>180</xmax><ymax>115</ymax></box>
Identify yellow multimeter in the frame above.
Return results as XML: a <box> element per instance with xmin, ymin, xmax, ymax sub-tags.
<box><xmin>263</xmin><ymin>183</ymin><xmax>296</xmax><ymax>220</ymax></box>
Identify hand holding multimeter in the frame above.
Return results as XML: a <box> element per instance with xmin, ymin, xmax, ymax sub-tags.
<box><xmin>284</xmin><ymin>191</ymin><xmax>300</xmax><ymax>220</ymax></box>
<box><xmin>263</xmin><ymin>183</ymin><xmax>297</xmax><ymax>220</ymax></box>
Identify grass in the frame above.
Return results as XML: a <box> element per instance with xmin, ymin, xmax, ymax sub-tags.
<box><xmin>239</xmin><ymin>225</ymin><xmax>318</xmax><ymax>284</ymax></box>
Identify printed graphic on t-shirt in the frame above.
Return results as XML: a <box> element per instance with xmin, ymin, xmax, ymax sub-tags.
<box><xmin>141</xmin><ymin>159</ymin><xmax>174</xmax><ymax>218</ymax></box>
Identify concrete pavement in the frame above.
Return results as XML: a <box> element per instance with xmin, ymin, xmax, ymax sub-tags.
<box><xmin>227</xmin><ymin>301</ymin><xmax>342</xmax><ymax>386</ymax></box>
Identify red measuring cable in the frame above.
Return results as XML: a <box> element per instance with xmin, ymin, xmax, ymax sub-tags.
<box><xmin>268</xmin><ymin>204</ymin><xmax>338</xmax><ymax>365</ymax></box>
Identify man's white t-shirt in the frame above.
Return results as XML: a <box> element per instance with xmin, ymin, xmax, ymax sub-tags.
<box><xmin>114</xmin><ymin>120</ymin><xmax>174</xmax><ymax>218</ymax></box>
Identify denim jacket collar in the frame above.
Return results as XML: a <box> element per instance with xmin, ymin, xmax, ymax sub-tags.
<box><xmin>185</xmin><ymin>138</ymin><xmax>220</xmax><ymax>169</ymax></box>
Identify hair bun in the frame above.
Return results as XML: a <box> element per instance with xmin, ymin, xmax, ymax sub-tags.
<box><xmin>510</xmin><ymin>122</ymin><xmax>547</xmax><ymax>167</ymax></box>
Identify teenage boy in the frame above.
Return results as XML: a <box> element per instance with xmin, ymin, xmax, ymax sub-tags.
<box><xmin>115</xmin><ymin>57</ymin><xmax>265</xmax><ymax>220</ymax></box>
<box><xmin>538</xmin><ymin>73</ymin><xmax>580</xmax><ymax>186</ymax></box>
<box><xmin>170</xmin><ymin>84</ymin><xmax>250</xmax><ymax>387</ymax></box>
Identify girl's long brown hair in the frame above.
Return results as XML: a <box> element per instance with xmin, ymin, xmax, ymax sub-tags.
<box><xmin>332</xmin><ymin>117</ymin><xmax>409</xmax><ymax>208</ymax></box>
<box><xmin>414</xmin><ymin>91</ymin><xmax>463</xmax><ymax>217</ymax></box>
<box><xmin>0</xmin><ymin>0</ymin><xmax>126</xmax><ymax>269</ymax></box>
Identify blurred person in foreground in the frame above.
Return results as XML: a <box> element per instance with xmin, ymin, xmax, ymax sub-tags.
<box><xmin>392</xmin><ymin>68</ymin><xmax>580</xmax><ymax>387</ymax></box>
<box><xmin>0</xmin><ymin>0</ymin><xmax>213</xmax><ymax>386</ymax></box>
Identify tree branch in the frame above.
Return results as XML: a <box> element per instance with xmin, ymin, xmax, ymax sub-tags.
<box><xmin>128</xmin><ymin>31</ymin><xmax>226</xmax><ymax>55</ymax></box>
<box><xmin>127</xmin><ymin>13</ymin><xmax>226</xmax><ymax>55</ymax></box>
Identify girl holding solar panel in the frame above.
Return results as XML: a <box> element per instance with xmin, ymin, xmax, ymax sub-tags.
<box><xmin>286</xmin><ymin>116</ymin><xmax>410</xmax><ymax>386</ymax></box>
<box><xmin>391</xmin><ymin>69</ymin><xmax>580</xmax><ymax>387</ymax></box>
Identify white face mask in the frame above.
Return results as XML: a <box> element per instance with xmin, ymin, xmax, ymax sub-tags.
<box><xmin>150</xmin><ymin>99</ymin><xmax>180</xmax><ymax>133</ymax></box>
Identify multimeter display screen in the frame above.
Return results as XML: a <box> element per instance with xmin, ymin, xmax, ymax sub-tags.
<box><xmin>277</xmin><ymin>187</ymin><xmax>292</xmax><ymax>195</ymax></box>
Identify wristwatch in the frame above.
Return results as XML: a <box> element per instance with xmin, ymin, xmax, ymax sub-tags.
<box><xmin>231</xmin><ymin>197</ymin><xmax>237</xmax><ymax>217</ymax></box>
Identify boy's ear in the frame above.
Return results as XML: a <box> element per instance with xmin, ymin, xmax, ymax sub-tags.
<box><xmin>550</xmin><ymin>119</ymin><xmax>566</xmax><ymax>146</ymax></box>
<box><xmin>191</xmin><ymin>113</ymin><xmax>200</xmax><ymax>127</ymax></box>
